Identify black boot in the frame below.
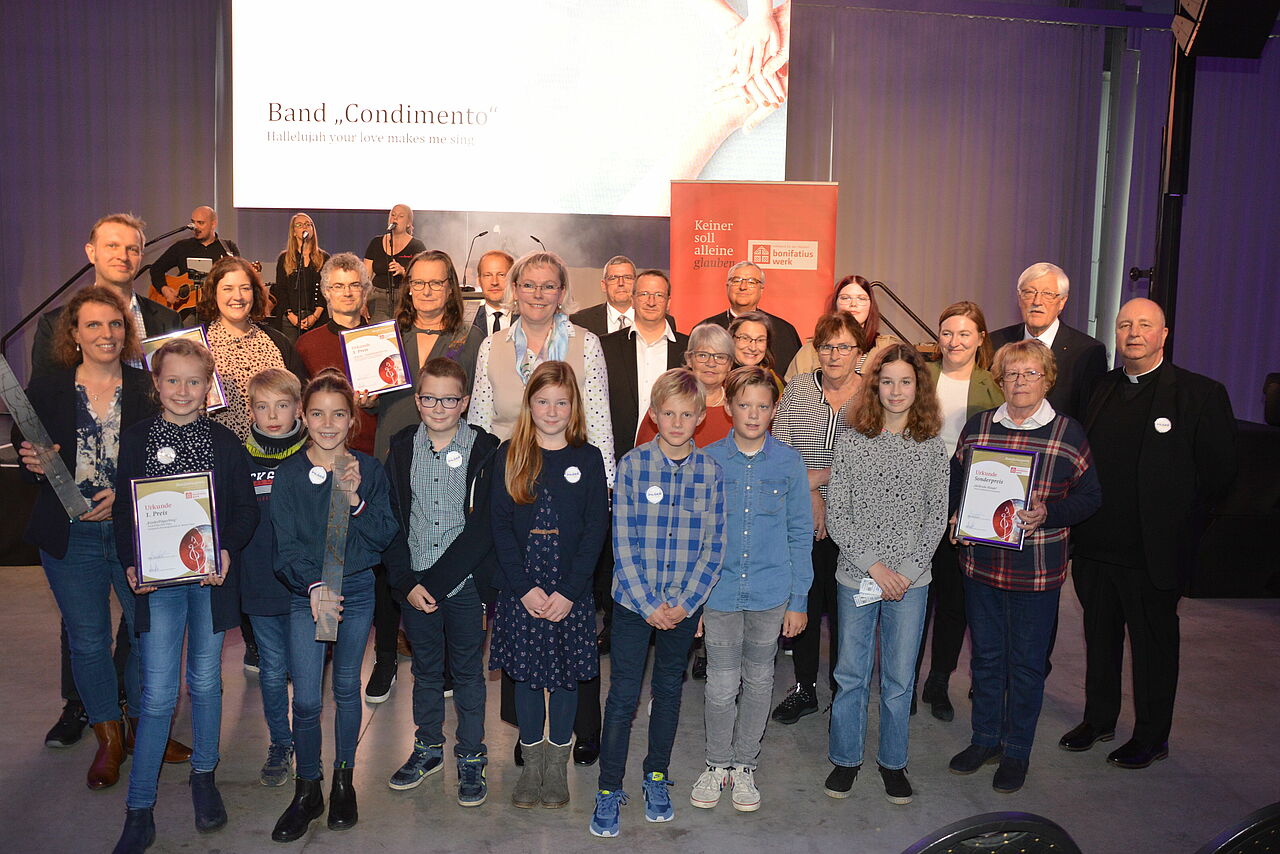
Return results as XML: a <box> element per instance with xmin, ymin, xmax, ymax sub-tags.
<box><xmin>112</xmin><ymin>807</ymin><xmax>155</xmax><ymax>854</ymax></box>
<box><xmin>271</xmin><ymin>778</ymin><xmax>324</xmax><ymax>843</ymax></box>
<box><xmin>327</xmin><ymin>767</ymin><xmax>358</xmax><ymax>831</ymax></box>
<box><xmin>921</xmin><ymin>672</ymin><xmax>955</xmax><ymax>722</ymax></box>
<box><xmin>190</xmin><ymin>770</ymin><xmax>227</xmax><ymax>832</ymax></box>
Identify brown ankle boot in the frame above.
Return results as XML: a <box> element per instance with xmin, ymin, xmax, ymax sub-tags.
<box><xmin>87</xmin><ymin>720</ymin><xmax>125</xmax><ymax>790</ymax></box>
<box><xmin>126</xmin><ymin>716</ymin><xmax>193</xmax><ymax>764</ymax></box>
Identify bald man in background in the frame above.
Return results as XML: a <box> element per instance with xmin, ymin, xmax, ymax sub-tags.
<box><xmin>148</xmin><ymin>205</ymin><xmax>241</xmax><ymax>307</ymax></box>
<box><xmin>1061</xmin><ymin>298</ymin><xmax>1237</xmax><ymax>769</ymax></box>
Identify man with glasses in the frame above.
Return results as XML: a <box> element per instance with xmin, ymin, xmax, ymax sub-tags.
<box><xmin>571</xmin><ymin>255</ymin><xmax>640</xmax><ymax>337</ymax></box>
<box><xmin>294</xmin><ymin>252</ymin><xmax>379</xmax><ymax>455</ymax></box>
<box><xmin>697</xmin><ymin>261</ymin><xmax>802</xmax><ymax>372</ymax></box>
<box><xmin>988</xmin><ymin>262</ymin><xmax>1107</xmax><ymax>420</ymax></box>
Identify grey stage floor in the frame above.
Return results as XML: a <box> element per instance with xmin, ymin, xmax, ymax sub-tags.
<box><xmin>0</xmin><ymin>564</ymin><xmax>1275</xmax><ymax>854</ymax></box>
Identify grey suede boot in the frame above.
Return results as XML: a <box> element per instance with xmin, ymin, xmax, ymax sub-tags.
<box><xmin>511</xmin><ymin>741</ymin><xmax>545</xmax><ymax>809</ymax></box>
<box><xmin>541</xmin><ymin>741</ymin><xmax>572</xmax><ymax>808</ymax></box>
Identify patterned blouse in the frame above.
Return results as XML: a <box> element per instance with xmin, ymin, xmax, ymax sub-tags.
<box><xmin>206</xmin><ymin>319</ymin><xmax>286</xmax><ymax>442</ymax></box>
<box><xmin>73</xmin><ymin>384</ymin><xmax>122</xmax><ymax>500</ymax></box>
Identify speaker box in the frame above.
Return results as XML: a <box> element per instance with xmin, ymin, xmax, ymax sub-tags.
<box><xmin>1172</xmin><ymin>0</ymin><xmax>1280</xmax><ymax>58</ymax></box>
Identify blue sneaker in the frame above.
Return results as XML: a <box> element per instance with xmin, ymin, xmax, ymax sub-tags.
<box><xmin>589</xmin><ymin>789</ymin><xmax>628</xmax><ymax>837</ymax></box>
<box><xmin>456</xmin><ymin>753</ymin><xmax>488</xmax><ymax>807</ymax></box>
<box><xmin>643</xmin><ymin>771</ymin><xmax>674</xmax><ymax>822</ymax></box>
<box><xmin>388</xmin><ymin>741</ymin><xmax>444</xmax><ymax>790</ymax></box>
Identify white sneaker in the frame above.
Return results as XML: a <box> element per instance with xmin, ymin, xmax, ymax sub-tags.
<box><xmin>689</xmin><ymin>766</ymin><xmax>731</xmax><ymax>809</ymax></box>
<box><xmin>731</xmin><ymin>765</ymin><xmax>761</xmax><ymax>812</ymax></box>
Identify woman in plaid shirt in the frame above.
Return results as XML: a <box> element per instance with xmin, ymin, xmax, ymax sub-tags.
<box><xmin>945</xmin><ymin>340</ymin><xmax>1101</xmax><ymax>795</ymax></box>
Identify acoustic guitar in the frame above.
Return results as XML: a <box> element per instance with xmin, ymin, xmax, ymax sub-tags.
<box><xmin>148</xmin><ymin>260</ymin><xmax>263</xmax><ymax>313</ymax></box>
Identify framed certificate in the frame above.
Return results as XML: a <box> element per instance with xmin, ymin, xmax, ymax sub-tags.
<box><xmin>131</xmin><ymin>472</ymin><xmax>221</xmax><ymax>587</ymax></box>
<box><xmin>955</xmin><ymin>445</ymin><xmax>1040</xmax><ymax>550</ymax></box>
<box><xmin>339</xmin><ymin>320</ymin><xmax>412</xmax><ymax>394</ymax></box>
<box><xmin>140</xmin><ymin>326</ymin><xmax>228</xmax><ymax>412</ymax></box>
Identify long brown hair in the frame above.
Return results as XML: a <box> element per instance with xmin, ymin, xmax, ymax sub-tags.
<box><xmin>848</xmin><ymin>344</ymin><xmax>941</xmax><ymax>442</ymax></box>
<box><xmin>828</xmin><ymin>274</ymin><xmax>881</xmax><ymax>342</ymax></box>
<box><xmin>938</xmin><ymin>300</ymin><xmax>994</xmax><ymax>371</ymax></box>
<box><xmin>504</xmin><ymin>361</ymin><xmax>587</xmax><ymax>505</ymax></box>
<box><xmin>302</xmin><ymin>368</ymin><xmax>361</xmax><ymax>448</ymax></box>
<box><xmin>54</xmin><ymin>286</ymin><xmax>141</xmax><ymax>367</ymax></box>
<box><xmin>281</xmin><ymin>212</ymin><xmax>328</xmax><ymax>276</ymax></box>
<box><xmin>395</xmin><ymin>249</ymin><xmax>464</xmax><ymax>333</ymax></box>
<box><xmin>197</xmin><ymin>256</ymin><xmax>270</xmax><ymax>323</ymax></box>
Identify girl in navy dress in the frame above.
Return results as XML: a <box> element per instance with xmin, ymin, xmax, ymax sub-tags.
<box><xmin>490</xmin><ymin>361</ymin><xmax>608</xmax><ymax>810</ymax></box>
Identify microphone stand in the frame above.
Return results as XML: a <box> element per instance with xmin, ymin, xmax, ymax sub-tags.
<box><xmin>530</xmin><ymin>235</ymin><xmax>547</xmax><ymax>252</ymax></box>
<box><xmin>462</xmin><ymin>230</ymin><xmax>489</xmax><ymax>290</ymax></box>
<box><xmin>1</xmin><ymin>223</ymin><xmax>193</xmax><ymax>357</ymax></box>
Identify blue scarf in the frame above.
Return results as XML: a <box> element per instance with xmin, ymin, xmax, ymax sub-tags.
<box><xmin>511</xmin><ymin>312</ymin><xmax>572</xmax><ymax>382</ymax></box>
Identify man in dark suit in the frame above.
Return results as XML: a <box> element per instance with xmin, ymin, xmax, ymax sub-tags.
<box><xmin>470</xmin><ymin>250</ymin><xmax>514</xmax><ymax>336</ymax></box>
<box><xmin>696</xmin><ymin>260</ymin><xmax>801</xmax><ymax>371</ymax></box>
<box><xmin>569</xmin><ymin>255</ymin><xmax>637</xmax><ymax>338</ymax></box>
<box><xmin>1061</xmin><ymin>298</ymin><xmax>1237</xmax><ymax>769</ymax></box>
<box><xmin>32</xmin><ymin>213</ymin><xmax>182</xmax><ymax>377</ymax></box>
<box><xmin>987</xmin><ymin>262</ymin><xmax>1107</xmax><ymax>421</ymax></box>
<box><xmin>29</xmin><ymin>212</ymin><xmax>182</xmax><ymax>751</ymax></box>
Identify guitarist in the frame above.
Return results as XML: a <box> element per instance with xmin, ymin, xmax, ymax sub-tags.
<box><xmin>148</xmin><ymin>205</ymin><xmax>241</xmax><ymax>314</ymax></box>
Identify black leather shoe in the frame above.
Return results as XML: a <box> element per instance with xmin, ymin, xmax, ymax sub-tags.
<box><xmin>1058</xmin><ymin>722</ymin><xmax>1116</xmax><ymax>752</ymax></box>
<box><xmin>921</xmin><ymin>673</ymin><xmax>955</xmax><ymax>722</ymax></box>
<box><xmin>190</xmin><ymin>770</ymin><xmax>227</xmax><ymax>833</ymax></box>
<box><xmin>514</xmin><ymin>741</ymin><xmax>524</xmax><ymax>767</ymax></box>
<box><xmin>691</xmin><ymin>652</ymin><xmax>707</xmax><ymax>680</ymax></box>
<box><xmin>596</xmin><ymin>628</ymin><xmax>610</xmax><ymax>657</ymax></box>
<box><xmin>948</xmin><ymin>743</ymin><xmax>1002</xmax><ymax>775</ymax></box>
<box><xmin>771</xmin><ymin>683</ymin><xmax>819</xmax><ymax>725</ymax></box>
<box><xmin>112</xmin><ymin>807</ymin><xmax>155</xmax><ymax>854</ymax></box>
<box><xmin>46</xmin><ymin>701</ymin><xmax>89</xmax><ymax>748</ymax></box>
<box><xmin>328</xmin><ymin>767</ymin><xmax>358</xmax><ymax>830</ymax></box>
<box><xmin>573</xmin><ymin>735</ymin><xmax>600</xmax><ymax>766</ymax></box>
<box><xmin>1107</xmin><ymin>738</ymin><xmax>1169</xmax><ymax>769</ymax></box>
<box><xmin>993</xmin><ymin>756</ymin><xmax>1028</xmax><ymax>793</ymax></box>
<box><xmin>271</xmin><ymin>778</ymin><xmax>324</xmax><ymax>843</ymax></box>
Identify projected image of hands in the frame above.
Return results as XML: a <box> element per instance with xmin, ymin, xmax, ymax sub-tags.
<box><xmin>719</xmin><ymin>0</ymin><xmax>791</xmax><ymax>131</ymax></box>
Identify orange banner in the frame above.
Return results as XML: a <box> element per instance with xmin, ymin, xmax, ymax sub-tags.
<box><xmin>670</xmin><ymin>180</ymin><xmax>838</xmax><ymax>345</ymax></box>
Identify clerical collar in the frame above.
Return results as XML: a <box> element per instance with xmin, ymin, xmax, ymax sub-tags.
<box><xmin>1124</xmin><ymin>358</ymin><xmax>1164</xmax><ymax>384</ymax></box>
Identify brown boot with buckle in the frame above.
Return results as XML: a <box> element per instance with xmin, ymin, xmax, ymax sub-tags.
<box><xmin>125</xmin><ymin>716</ymin><xmax>193</xmax><ymax>764</ymax></box>
<box><xmin>88</xmin><ymin>720</ymin><xmax>126</xmax><ymax>790</ymax></box>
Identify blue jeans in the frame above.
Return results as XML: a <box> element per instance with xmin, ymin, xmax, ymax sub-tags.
<box><xmin>963</xmin><ymin>576</ymin><xmax>1061</xmax><ymax>760</ymax></box>
<box><xmin>41</xmin><ymin>519</ymin><xmax>140</xmax><ymax>724</ymax></box>
<box><xmin>248</xmin><ymin>614</ymin><xmax>292</xmax><ymax>748</ymax></box>
<box><xmin>829</xmin><ymin>584</ymin><xmax>928</xmax><ymax>770</ymax></box>
<box><xmin>290</xmin><ymin>568</ymin><xmax>375</xmax><ymax>779</ymax></box>
<box><xmin>598</xmin><ymin>604</ymin><xmax>701</xmax><ymax>792</ymax></box>
<box><xmin>127</xmin><ymin>583</ymin><xmax>224</xmax><ymax>809</ymax></box>
<box><xmin>400</xmin><ymin>578</ymin><xmax>486</xmax><ymax>755</ymax></box>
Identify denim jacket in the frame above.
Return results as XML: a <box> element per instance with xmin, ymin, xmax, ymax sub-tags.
<box><xmin>704</xmin><ymin>432</ymin><xmax>813</xmax><ymax>613</ymax></box>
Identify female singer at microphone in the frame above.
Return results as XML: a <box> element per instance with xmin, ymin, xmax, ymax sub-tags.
<box><xmin>275</xmin><ymin>213</ymin><xmax>329</xmax><ymax>342</ymax></box>
<box><xmin>363</xmin><ymin>204</ymin><xmax>425</xmax><ymax>324</ymax></box>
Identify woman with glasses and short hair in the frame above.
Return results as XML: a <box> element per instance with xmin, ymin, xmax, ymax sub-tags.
<box><xmin>729</xmin><ymin>311</ymin><xmax>785</xmax><ymax>397</ymax></box>
<box><xmin>946</xmin><ymin>339</ymin><xmax>1100</xmax><ymax>794</ymax></box>
<box><xmin>635</xmin><ymin>323</ymin><xmax>737</xmax><ymax>448</ymax></box>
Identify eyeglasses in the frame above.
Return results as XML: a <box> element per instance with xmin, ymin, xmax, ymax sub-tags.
<box><xmin>517</xmin><ymin>282</ymin><xmax>563</xmax><ymax>295</ymax></box>
<box><xmin>728</xmin><ymin>276</ymin><xmax>763</xmax><ymax>289</ymax></box>
<box><xmin>408</xmin><ymin>279</ymin><xmax>447</xmax><ymax>293</ymax></box>
<box><xmin>327</xmin><ymin>283</ymin><xmax>362</xmax><ymax>293</ymax></box>
<box><xmin>689</xmin><ymin>351</ymin><xmax>731</xmax><ymax>365</ymax></box>
<box><xmin>1001</xmin><ymin>369</ymin><xmax>1046</xmax><ymax>384</ymax></box>
<box><xmin>416</xmin><ymin>394</ymin><xmax>463</xmax><ymax>409</ymax></box>
<box><xmin>734</xmin><ymin>334</ymin><xmax>768</xmax><ymax>346</ymax></box>
<box><xmin>293</xmin><ymin>221</ymin><xmax>314</xmax><ymax>230</ymax></box>
<box><xmin>603</xmin><ymin>274</ymin><xmax>636</xmax><ymax>284</ymax></box>
<box><xmin>817</xmin><ymin>343</ymin><xmax>856</xmax><ymax>355</ymax></box>
<box><xmin>634</xmin><ymin>290</ymin><xmax>668</xmax><ymax>302</ymax></box>
<box><xmin>837</xmin><ymin>294</ymin><xmax>871</xmax><ymax>305</ymax></box>
<box><xmin>1018</xmin><ymin>288</ymin><xmax>1062</xmax><ymax>302</ymax></box>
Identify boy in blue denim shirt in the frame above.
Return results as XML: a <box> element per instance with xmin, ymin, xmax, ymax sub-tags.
<box><xmin>590</xmin><ymin>368</ymin><xmax>725</xmax><ymax>838</ymax></box>
<box><xmin>695</xmin><ymin>366</ymin><xmax>812</xmax><ymax>813</ymax></box>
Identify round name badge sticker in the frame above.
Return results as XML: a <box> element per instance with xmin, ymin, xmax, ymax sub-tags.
<box><xmin>155</xmin><ymin>446</ymin><xmax>176</xmax><ymax>466</ymax></box>
<box><xmin>645</xmin><ymin>485</ymin><xmax>664</xmax><ymax>504</ymax></box>
<box><xmin>309</xmin><ymin>465</ymin><xmax>329</xmax><ymax>485</ymax></box>
<box><xmin>564</xmin><ymin>465</ymin><xmax>581</xmax><ymax>484</ymax></box>
<box><xmin>1154</xmin><ymin>417</ymin><xmax>1172</xmax><ymax>434</ymax></box>
<box><xmin>446</xmin><ymin>450</ymin><xmax>464</xmax><ymax>469</ymax></box>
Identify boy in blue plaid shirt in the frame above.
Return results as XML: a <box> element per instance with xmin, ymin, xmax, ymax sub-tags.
<box><xmin>589</xmin><ymin>368</ymin><xmax>725</xmax><ymax>838</ymax></box>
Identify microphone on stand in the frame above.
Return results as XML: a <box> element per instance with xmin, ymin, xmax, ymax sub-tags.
<box><xmin>530</xmin><ymin>235</ymin><xmax>547</xmax><ymax>252</ymax></box>
<box><xmin>384</xmin><ymin>222</ymin><xmax>396</xmax><ymax>234</ymax></box>
<box><xmin>462</xmin><ymin>230</ymin><xmax>489</xmax><ymax>290</ymax></box>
